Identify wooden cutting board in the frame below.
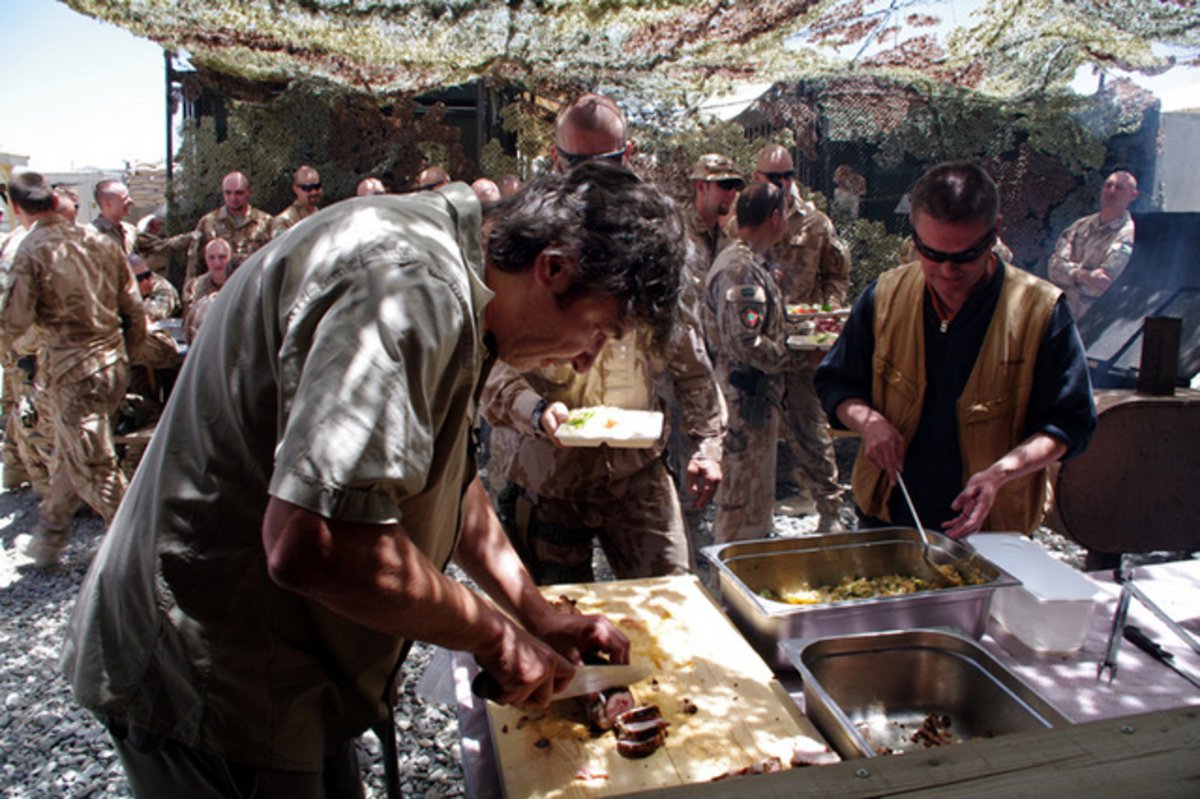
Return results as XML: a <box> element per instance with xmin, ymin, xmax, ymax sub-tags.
<box><xmin>484</xmin><ymin>575</ymin><xmax>830</xmax><ymax>798</ymax></box>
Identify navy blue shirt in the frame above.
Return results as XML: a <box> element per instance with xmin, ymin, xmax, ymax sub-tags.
<box><xmin>814</xmin><ymin>262</ymin><xmax>1096</xmax><ymax>530</ymax></box>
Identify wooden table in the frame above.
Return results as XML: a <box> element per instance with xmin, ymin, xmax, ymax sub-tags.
<box><xmin>453</xmin><ymin>561</ymin><xmax>1200</xmax><ymax>797</ymax></box>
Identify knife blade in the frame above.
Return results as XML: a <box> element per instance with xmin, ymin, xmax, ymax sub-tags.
<box><xmin>552</xmin><ymin>664</ymin><xmax>652</xmax><ymax>699</ymax></box>
<box><xmin>1123</xmin><ymin>624</ymin><xmax>1200</xmax><ymax>690</ymax></box>
<box><xmin>472</xmin><ymin>663</ymin><xmax>651</xmax><ymax>701</ymax></box>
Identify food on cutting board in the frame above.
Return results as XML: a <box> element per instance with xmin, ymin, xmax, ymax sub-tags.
<box><xmin>613</xmin><ymin>705</ymin><xmax>670</xmax><ymax>758</ymax></box>
<box><xmin>758</xmin><ymin>567</ymin><xmax>985</xmax><ymax>605</ymax></box>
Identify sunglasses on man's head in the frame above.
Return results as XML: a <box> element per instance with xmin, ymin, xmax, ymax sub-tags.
<box><xmin>714</xmin><ymin>178</ymin><xmax>744</xmax><ymax>191</ymax></box>
<box><xmin>555</xmin><ymin>145</ymin><xmax>626</xmax><ymax>169</ymax></box>
<box><xmin>296</xmin><ymin>182</ymin><xmax>322</xmax><ymax>191</ymax></box>
<box><xmin>762</xmin><ymin>170</ymin><xmax>794</xmax><ymax>185</ymax></box>
<box><xmin>911</xmin><ymin>227</ymin><xmax>997</xmax><ymax>264</ymax></box>
<box><xmin>135</xmin><ymin>271</ymin><xmax>153</xmax><ymax>282</ymax></box>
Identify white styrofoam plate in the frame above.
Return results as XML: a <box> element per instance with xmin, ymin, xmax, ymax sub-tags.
<box><xmin>787</xmin><ymin>334</ymin><xmax>838</xmax><ymax>351</ymax></box>
<box><xmin>553</xmin><ymin>407</ymin><xmax>664</xmax><ymax>449</ymax></box>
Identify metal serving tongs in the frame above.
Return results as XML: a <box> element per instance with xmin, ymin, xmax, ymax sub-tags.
<box><xmin>1097</xmin><ymin>557</ymin><xmax>1200</xmax><ymax>683</ymax></box>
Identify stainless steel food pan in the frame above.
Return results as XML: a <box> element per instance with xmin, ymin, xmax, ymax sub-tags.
<box><xmin>781</xmin><ymin>629</ymin><xmax>1070</xmax><ymax>759</ymax></box>
<box><xmin>701</xmin><ymin>529</ymin><xmax>1017</xmax><ymax>668</ymax></box>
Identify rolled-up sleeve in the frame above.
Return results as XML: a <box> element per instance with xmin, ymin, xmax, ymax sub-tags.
<box><xmin>1026</xmin><ymin>298</ymin><xmax>1097</xmax><ymax>459</ymax></box>
<box><xmin>270</xmin><ymin>257</ymin><xmax>467</xmax><ymax>523</ymax></box>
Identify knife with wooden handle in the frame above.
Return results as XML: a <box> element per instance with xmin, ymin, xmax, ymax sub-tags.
<box><xmin>1123</xmin><ymin>625</ymin><xmax>1200</xmax><ymax>690</ymax></box>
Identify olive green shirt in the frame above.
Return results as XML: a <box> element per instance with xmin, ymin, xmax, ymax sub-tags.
<box><xmin>62</xmin><ymin>185</ymin><xmax>493</xmax><ymax>770</ymax></box>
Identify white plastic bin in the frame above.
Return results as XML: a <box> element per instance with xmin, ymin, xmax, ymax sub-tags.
<box><xmin>968</xmin><ymin>533</ymin><xmax>1101</xmax><ymax>656</ymax></box>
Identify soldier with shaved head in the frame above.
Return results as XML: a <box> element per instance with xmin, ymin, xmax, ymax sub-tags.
<box><xmin>186</xmin><ymin>170</ymin><xmax>273</xmax><ymax>281</ymax></box>
<box><xmin>271</xmin><ymin>164</ymin><xmax>324</xmax><ymax>237</ymax></box>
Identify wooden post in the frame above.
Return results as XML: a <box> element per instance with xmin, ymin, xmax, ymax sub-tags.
<box><xmin>1137</xmin><ymin>316</ymin><xmax>1182</xmax><ymax>396</ymax></box>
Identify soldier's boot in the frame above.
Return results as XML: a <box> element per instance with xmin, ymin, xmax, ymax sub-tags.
<box><xmin>18</xmin><ymin>524</ymin><xmax>70</xmax><ymax>568</ymax></box>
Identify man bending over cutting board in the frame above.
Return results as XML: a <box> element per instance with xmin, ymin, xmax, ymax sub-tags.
<box><xmin>815</xmin><ymin>160</ymin><xmax>1096</xmax><ymax>538</ymax></box>
<box><xmin>61</xmin><ymin>162</ymin><xmax>684</xmax><ymax>797</ymax></box>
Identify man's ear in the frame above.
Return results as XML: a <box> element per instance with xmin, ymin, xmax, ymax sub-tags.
<box><xmin>532</xmin><ymin>247</ymin><xmax>576</xmax><ymax>294</ymax></box>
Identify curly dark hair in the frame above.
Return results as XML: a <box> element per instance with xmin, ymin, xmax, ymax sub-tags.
<box><xmin>909</xmin><ymin>160</ymin><xmax>999</xmax><ymax>228</ymax></box>
<box><xmin>485</xmin><ymin>161</ymin><xmax>684</xmax><ymax>348</ymax></box>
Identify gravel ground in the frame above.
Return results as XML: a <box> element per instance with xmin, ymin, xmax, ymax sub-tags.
<box><xmin>0</xmin><ymin>437</ymin><xmax>1178</xmax><ymax>797</ymax></box>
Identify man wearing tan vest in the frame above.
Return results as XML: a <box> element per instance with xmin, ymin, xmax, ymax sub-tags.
<box><xmin>815</xmin><ymin>161</ymin><xmax>1096</xmax><ymax>538</ymax></box>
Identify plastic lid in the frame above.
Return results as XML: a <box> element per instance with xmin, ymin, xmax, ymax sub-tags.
<box><xmin>968</xmin><ymin>533</ymin><xmax>1101</xmax><ymax>601</ymax></box>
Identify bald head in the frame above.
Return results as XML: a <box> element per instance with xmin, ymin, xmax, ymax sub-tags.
<box><xmin>753</xmin><ymin>144</ymin><xmax>797</xmax><ymax>208</ymax></box>
<box><xmin>221</xmin><ymin>172</ymin><xmax>251</xmax><ymax>215</ymax></box>
<box><xmin>205</xmin><ymin>237</ymin><xmax>232</xmax><ymax>286</ymax></box>
<box><xmin>291</xmin><ymin>165</ymin><xmax>323</xmax><ymax>210</ymax></box>
<box><xmin>470</xmin><ymin>178</ymin><xmax>501</xmax><ymax>204</ymax></box>
<box><xmin>1099</xmin><ymin>170</ymin><xmax>1138</xmax><ymax>220</ymax></box>
<box><xmin>356</xmin><ymin>177</ymin><xmax>387</xmax><ymax>196</ymax></box>
<box><xmin>497</xmin><ymin>174</ymin><xmax>521</xmax><ymax>198</ymax></box>
<box><xmin>553</xmin><ymin>93</ymin><xmax>630</xmax><ymax>174</ymax></box>
<box><xmin>417</xmin><ymin>167</ymin><xmax>450</xmax><ymax>191</ymax></box>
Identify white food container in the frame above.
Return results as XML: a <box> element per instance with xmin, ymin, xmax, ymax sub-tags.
<box><xmin>968</xmin><ymin>533</ymin><xmax>1101</xmax><ymax>656</ymax></box>
<box><xmin>553</xmin><ymin>407</ymin><xmax>664</xmax><ymax>449</ymax></box>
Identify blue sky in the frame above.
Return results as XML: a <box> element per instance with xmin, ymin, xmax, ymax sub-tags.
<box><xmin>0</xmin><ymin>0</ymin><xmax>167</xmax><ymax>170</ymax></box>
<box><xmin>1</xmin><ymin>0</ymin><xmax>1196</xmax><ymax>172</ymax></box>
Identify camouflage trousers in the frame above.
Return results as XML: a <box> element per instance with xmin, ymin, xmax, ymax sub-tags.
<box><xmin>779</xmin><ymin>366</ymin><xmax>842</xmax><ymax>515</ymax></box>
<box><xmin>35</xmin><ymin>362</ymin><xmax>130</xmax><ymax>547</ymax></box>
<box><xmin>712</xmin><ymin>395</ymin><xmax>780</xmax><ymax>544</ymax></box>
<box><xmin>497</xmin><ymin>459</ymin><xmax>690</xmax><ymax>585</ymax></box>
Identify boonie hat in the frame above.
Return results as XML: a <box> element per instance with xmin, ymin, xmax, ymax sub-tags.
<box><xmin>690</xmin><ymin>153</ymin><xmax>745</xmax><ymax>185</ymax></box>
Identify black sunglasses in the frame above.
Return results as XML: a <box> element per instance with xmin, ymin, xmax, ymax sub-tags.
<box><xmin>911</xmin><ymin>227</ymin><xmax>997</xmax><ymax>264</ymax></box>
<box><xmin>296</xmin><ymin>182</ymin><xmax>322</xmax><ymax>191</ymax></box>
<box><xmin>135</xmin><ymin>271</ymin><xmax>153</xmax><ymax>281</ymax></box>
<box><xmin>762</xmin><ymin>170</ymin><xmax>794</xmax><ymax>185</ymax></box>
<box><xmin>714</xmin><ymin>178</ymin><xmax>744</xmax><ymax>191</ymax></box>
<box><xmin>555</xmin><ymin>145</ymin><xmax>626</xmax><ymax>169</ymax></box>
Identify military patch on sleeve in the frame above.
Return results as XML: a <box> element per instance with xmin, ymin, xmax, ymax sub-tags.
<box><xmin>740</xmin><ymin>307</ymin><xmax>762</xmax><ymax>329</ymax></box>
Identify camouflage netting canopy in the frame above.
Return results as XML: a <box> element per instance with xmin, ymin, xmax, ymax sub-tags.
<box><xmin>65</xmin><ymin>0</ymin><xmax>1200</xmax><ymax>101</ymax></box>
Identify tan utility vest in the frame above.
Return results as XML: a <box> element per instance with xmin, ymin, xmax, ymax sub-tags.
<box><xmin>851</xmin><ymin>261</ymin><xmax>1061</xmax><ymax>533</ymax></box>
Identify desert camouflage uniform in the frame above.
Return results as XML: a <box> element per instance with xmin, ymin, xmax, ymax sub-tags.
<box><xmin>141</xmin><ymin>272</ymin><xmax>181</xmax><ymax>321</ymax></box>
<box><xmin>0</xmin><ymin>226</ymin><xmax>50</xmax><ymax>492</ymax></box>
<box><xmin>481</xmin><ymin>324</ymin><xmax>723</xmax><ymax>584</ymax></box>
<box><xmin>186</xmin><ymin>205</ymin><xmax>273</xmax><ymax>281</ymax></box>
<box><xmin>89</xmin><ymin>217</ymin><xmax>138</xmax><ymax>255</ymax></box>
<box><xmin>704</xmin><ymin>239</ymin><xmax>807</xmax><ymax>543</ymax></box>
<box><xmin>681</xmin><ymin>204</ymin><xmax>728</xmax><ymax>311</ymax></box>
<box><xmin>1047</xmin><ymin>210</ymin><xmax>1135</xmax><ymax>319</ymax></box>
<box><xmin>768</xmin><ymin>197</ymin><xmax>851</xmax><ymax>523</ymax></box>
<box><xmin>269</xmin><ymin>202</ymin><xmax>316</xmax><ymax>237</ymax></box>
<box><xmin>182</xmin><ymin>271</ymin><xmax>222</xmax><ymax>310</ymax></box>
<box><xmin>1</xmin><ymin>215</ymin><xmax>147</xmax><ymax>562</ymax></box>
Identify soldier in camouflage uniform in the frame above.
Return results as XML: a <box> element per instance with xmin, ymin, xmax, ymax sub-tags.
<box><xmin>88</xmin><ymin>179</ymin><xmax>138</xmax><ymax>254</ymax></box>
<box><xmin>755</xmin><ymin>144</ymin><xmax>851</xmax><ymax>528</ymax></box>
<box><xmin>186</xmin><ymin>171</ymin><xmax>273</xmax><ymax>281</ymax></box>
<box><xmin>183</xmin><ymin>237</ymin><xmax>231</xmax><ymax>311</ymax></box>
<box><xmin>1</xmin><ymin>172</ymin><xmax>148</xmax><ymax>567</ymax></box>
<box><xmin>1047</xmin><ymin>170</ymin><xmax>1138</xmax><ymax>319</ymax></box>
<box><xmin>704</xmin><ymin>182</ymin><xmax>804</xmax><ymax>542</ymax></box>
<box><xmin>682</xmin><ymin>153</ymin><xmax>743</xmax><ymax>301</ymax></box>
<box><xmin>482</xmin><ymin>93</ymin><xmax>724</xmax><ymax>584</ymax></box>
<box><xmin>0</xmin><ymin>215</ymin><xmax>47</xmax><ymax>493</ymax></box>
<box><xmin>270</xmin><ymin>165</ymin><xmax>323</xmax><ymax>237</ymax></box>
<box><xmin>130</xmin><ymin>254</ymin><xmax>180</xmax><ymax>322</ymax></box>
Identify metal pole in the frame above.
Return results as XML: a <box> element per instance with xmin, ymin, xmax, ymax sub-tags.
<box><xmin>164</xmin><ymin>50</ymin><xmax>173</xmax><ymax>186</ymax></box>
